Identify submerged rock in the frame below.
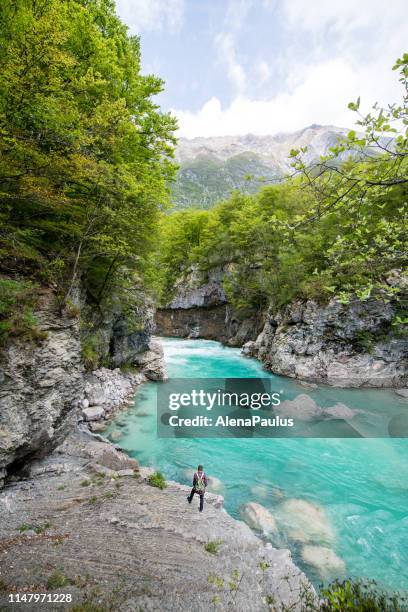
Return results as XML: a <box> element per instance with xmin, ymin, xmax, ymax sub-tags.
<box><xmin>277</xmin><ymin>498</ymin><xmax>335</xmax><ymax>545</ymax></box>
<box><xmin>275</xmin><ymin>394</ymin><xmax>322</xmax><ymax>420</ymax></box>
<box><xmin>207</xmin><ymin>475</ymin><xmax>223</xmax><ymax>492</ymax></box>
<box><xmin>109</xmin><ymin>430</ymin><xmax>123</xmax><ymax>442</ymax></box>
<box><xmin>240</xmin><ymin>502</ymin><xmax>278</xmax><ymax>535</ymax></box>
<box><xmin>324</xmin><ymin>402</ymin><xmax>355</xmax><ymax>420</ymax></box>
<box><xmin>301</xmin><ymin>545</ymin><xmax>346</xmax><ymax>579</ymax></box>
<box><xmin>250</xmin><ymin>484</ymin><xmax>269</xmax><ymax>499</ymax></box>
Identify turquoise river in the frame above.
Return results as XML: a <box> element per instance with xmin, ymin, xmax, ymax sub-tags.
<box><xmin>104</xmin><ymin>337</ymin><xmax>408</xmax><ymax>591</ymax></box>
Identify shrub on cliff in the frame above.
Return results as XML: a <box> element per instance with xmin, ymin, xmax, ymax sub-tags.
<box><xmin>320</xmin><ymin>578</ymin><xmax>408</xmax><ymax>611</ymax></box>
<box><xmin>0</xmin><ymin>278</ymin><xmax>46</xmax><ymax>345</ymax></box>
<box><xmin>148</xmin><ymin>471</ymin><xmax>167</xmax><ymax>490</ymax></box>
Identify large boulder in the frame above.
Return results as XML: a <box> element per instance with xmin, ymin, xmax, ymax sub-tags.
<box><xmin>132</xmin><ymin>338</ymin><xmax>168</xmax><ymax>381</ymax></box>
<box><xmin>82</xmin><ymin>406</ymin><xmax>105</xmax><ymax>421</ymax></box>
<box><xmin>277</xmin><ymin>498</ymin><xmax>335</xmax><ymax>545</ymax></box>
<box><xmin>240</xmin><ymin>502</ymin><xmax>278</xmax><ymax>536</ymax></box>
<box><xmin>301</xmin><ymin>545</ymin><xmax>346</xmax><ymax>579</ymax></box>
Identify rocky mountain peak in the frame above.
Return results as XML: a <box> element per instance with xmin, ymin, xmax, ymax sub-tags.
<box><xmin>173</xmin><ymin>125</ymin><xmax>349</xmax><ymax>208</ymax></box>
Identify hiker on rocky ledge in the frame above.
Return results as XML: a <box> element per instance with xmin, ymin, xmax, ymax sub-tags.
<box><xmin>187</xmin><ymin>465</ymin><xmax>208</xmax><ymax>512</ymax></box>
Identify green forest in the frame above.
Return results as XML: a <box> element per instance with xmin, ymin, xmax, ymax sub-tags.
<box><xmin>0</xmin><ymin>0</ymin><xmax>177</xmax><ymax>344</ymax></box>
<box><xmin>0</xmin><ymin>0</ymin><xmax>407</xmax><ymax>347</ymax></box>
<box><xmin>158</xmin><ymin>61</ymin><xmax>408</xmax><ymax>316</ymax></box>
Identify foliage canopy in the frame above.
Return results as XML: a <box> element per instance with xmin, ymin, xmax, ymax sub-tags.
<box><xmin>0</xmin><ymin>0</ymin><xmax>177</xmax><ymax>308</ymax></box>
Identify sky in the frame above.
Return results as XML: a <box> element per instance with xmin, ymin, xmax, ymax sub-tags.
<box><xmin>115</xmin><ymin>0</ymin><xmax>408</xmax><ymax>138</ymax></box>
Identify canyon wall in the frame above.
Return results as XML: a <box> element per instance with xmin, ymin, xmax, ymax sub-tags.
<box><xmin>244</xmin><ymin>297</ymin><xmax>407</xmax><ymax>388</ymax></box>
<box><xmin>0</xmin><ymin>285</ymin><xmax>164</xmax><ymax>486</ymax></box>
<box><xmin>156</xmin><ymin>269</ymin><xmax>407</xmax><ymax>388</ymax></box>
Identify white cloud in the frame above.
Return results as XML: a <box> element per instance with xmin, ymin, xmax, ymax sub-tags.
<box><xmin>256</xmin><ymin>60</ymin><xmax>271</xmax><ymax>85</ymax></box>
<box><xmin>281</xmin><ymin>0</ymin><xmax>406</xmax><ymax>35</ymax></box>
<box><xmin>226</xmin><ymin>0</ymin><xmax>254</xmax><ymax>30</ymax></box>
<box><xmin>173</xmin><ymin>56</ymin><xmax>404</xmax><ymax>138</ymax></box>
<box><xmin>115</xmin><ymin>0</ymin><xmax>185</xmax><ymax>33</ymax></box>
<box><xmin>174</xmin><ymin>0</ymin><xmax>407</xmax><ymax>137</ymax></box>
<box><xmin>214</xmin><ymin>32</ymin><xmax>247</xmax><ymax>91</ymax></box>
<box><xmin>213</xmin><ymin>0</ymin><xmax>253</xmax><ymax>93</ymax></box>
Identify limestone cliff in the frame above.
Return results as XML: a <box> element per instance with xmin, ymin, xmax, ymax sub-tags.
<box><xmin>156</xmin><ymin>270</ymin><xmax>407</xmax><ymax>388</ymax></box>
<box><xmin>156</xmin><ymin>267</ymin><xmax>263</xmax><ymax>346</ymax></box>
<box><xmin>0</xmin><ymin>285</ymin><xmax>165</xmax><ymax>487</ymax></box>
<box><xmin>245</xmin><ymin>297</ymin><xmax>407</xmax><ymax>388</ymax></box>
<box><xmin>0</xmin><ymin>289</ymin><xmax>83</xmax><ymax>487</ymax></box>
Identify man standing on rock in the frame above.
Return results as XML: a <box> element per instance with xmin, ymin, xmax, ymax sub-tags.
<box><xmin>187</xmin><ymin>465</ymin><xmax>208</xmax><ymax>512</ymax></box>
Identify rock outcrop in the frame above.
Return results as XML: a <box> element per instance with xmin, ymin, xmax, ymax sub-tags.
<box><xmin>81</xmin><ymin>289</ymin><xmax>156</xmax><ymax>369</ymax></box>
<box><xmin>130</xmin><ymin>337</ymin><xmax>168</xmax><ymax>380</ymax></box>
<box><xmin>156</xmin><ymin>267</ymin><xmax>263</xmax><ymax>346</ymax></box>
<box><xmin>0</xmin><ymin>284</ymin><xmax>165</xmax><ymax>487</ymax></box>
<box><xmin>156</xmin><ymin>266</ymin><xmax>407</xmax><ymax>388</ymax></box>
<box><xmin>248</xmin><ymin>297</ymin><xmax>407</xmax><ymax>387</ymax></box>
<box><xmin>0</xmin><ymin>290</ymin><xmax>83</xmax><ymax>488</ymax></box>
<box><xmin>0</xmin><ymin>431</ymin><xmax>315</xmax><ymax>611</ymax></box>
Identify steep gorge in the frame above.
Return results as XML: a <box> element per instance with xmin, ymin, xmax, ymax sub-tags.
<box><xmin>156</xmin><ymin>268</ymin><xmax>408</xmax><ymax>388</ymax></box>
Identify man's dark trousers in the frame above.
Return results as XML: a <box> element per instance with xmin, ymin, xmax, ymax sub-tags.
<box><xmin>188</xmin><ymin>488</ymin><xmax>204</xmax><ymax>511</ymax></box>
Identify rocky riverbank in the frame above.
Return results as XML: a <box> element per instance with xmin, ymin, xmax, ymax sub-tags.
<box><xmin>0</xmin><ymin>283</ymin><xmax>166</xmax><ymax>487</ymax></box>
<box><xmin>243</xmin><ymin>297</ymin><xmax>407</xmax><ymax>388</ymax></box>
<box><xmin>77</xmin><ymin>337</ymin><xmax>167</xmax><ymax>431</ymax></box>
<box><xmin>156</xmin><ymin>268</ymin><xmax>408</xmax><ymax>388</ymax></box>
<box><xmin>0</xmin><ymin>430</ymin><xmax>315</xmax><ymax>611</ymax></box>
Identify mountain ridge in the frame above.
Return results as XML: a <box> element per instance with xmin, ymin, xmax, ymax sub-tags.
<box><xmin>172</xmin><ymin>124</ymin><xmax>349</xmax><ymax>209</ymax></box>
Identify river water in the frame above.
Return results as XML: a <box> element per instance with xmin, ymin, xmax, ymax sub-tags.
<box><xmin>104</xmin><ymin>337</ymin><xmax>408</xmax><ymax>590</ymax></box>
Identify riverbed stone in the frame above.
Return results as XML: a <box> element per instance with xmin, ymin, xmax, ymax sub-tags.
<box><xmin>82</xmin><ymin>406</ymin><xmax>105</xmax><ymax>421</ymax></box>
<box><xmin>324</xmin><ymin>402</ymin><xmax>355</xmax><ymax>420</ymax></box>
<box><xmin>109</xmin><ymin>430</ymin><xmax>123</xmax><ymax>442</ymax></box>
<box><xmin>89</xmin><ymin>421</ymin><xmax>107</xmax><ymax>432</ymax></box>
<box><xmin>301</xmin><ymin>545</ymin><xmax>346</xmax><ymax>579</ymax></box>
<box><xmin>240</xmin><ymin>502</ymin><xmax>278</xmax><ymax>535</ymax></box>
<box><xmin>277</xmin><ymin>498</ymin><xmax>335</xmax><ymax>545</ymax></box>
<box><xmin>276</xmin><ymin>394</ymin><xmax>322</xmax><ymax>420</ymax></box>
<box><xmin>207</xmin><ymin>475</ymin><xmax>223</xmax><ymax>492</ymax></box>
